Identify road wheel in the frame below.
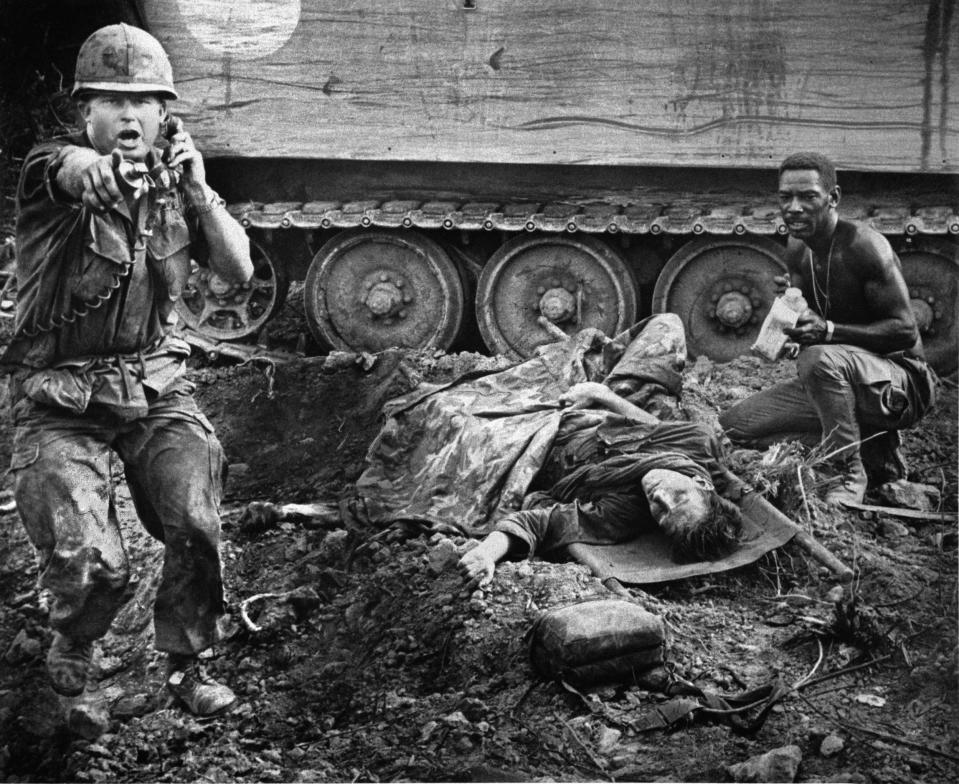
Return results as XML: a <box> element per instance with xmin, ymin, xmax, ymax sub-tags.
<box><xmin>475</xmin><ymin>234</ymin><xmax>637</xmax><ymax>359</ymax></box>
<box><xmin>303</xmin><ymin>229</ymin><xmax>466</xmax><ymax>352</ymax></box>
<box><xmin>176</xmin><ymin>237</ymin><xmax>288</xmax><ymax>341</ymax></box>
<box><xmin>898</xmin><ymin>237</ymin><xmax>958</xmax><ymax>376</ymax></box>
<box><xmin>652</xmin><ymin>236</ymin><xmax>787</xmax><ymax>362</ymax></box>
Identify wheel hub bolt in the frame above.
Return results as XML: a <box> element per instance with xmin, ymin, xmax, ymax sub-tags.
<box><xmin>208</xmin><ymin>274</ymin><xmax>233</xmax><ymax>297</ymax></box>
<box><xmin>714</xmin><ymin>291</ymin><xmax>753</xmax><ymax>328</ymax></box>
<box><xmin>365</xmin><ymin>281</ymin><xmax>403</xmax><ymax>317</ymax></box>
<box><xmin>540</xmin><ymin>287</ymin><xmax>577</xmax><ymax>323</ymax></box>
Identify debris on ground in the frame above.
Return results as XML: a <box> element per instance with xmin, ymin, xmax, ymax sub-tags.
<box><xmin>0</xmin><ymin>335</ymin><xmax>956</xmax><ymax>782</ymax></box>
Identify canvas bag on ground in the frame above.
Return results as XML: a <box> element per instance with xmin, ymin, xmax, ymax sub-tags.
<box><xmin>529</xmin><ymin>598</ymin><xmax>665</xmax><ymax>687</ymax></box>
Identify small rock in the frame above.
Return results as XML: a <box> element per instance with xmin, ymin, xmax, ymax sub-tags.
<box><xmin>879</xmin><ymin>520</ymin><xmax>910</xmax><ymax>539</ymax></box>
<box><xmin>317</xmin><ymin>529</ymin><xmax>350</xmax><ymax>563</ymax></box>
<box><xmin>95</xmin><ymin>654</ymin><xmax>126</xmax><ymax>677</ymax></box>
<box><xmin>5</xmin><ymin>629</ymin><xmax>42</xmax><ymax>663</ymax></box>
<box><xmin>878</xmin><ymin>479</ymin><xmax>939</xmax><ymax>511</ymax></box>
<box><xmin>820</xmin><ymin>733</ymin><xmax>844</xmax><ymax>757</ymax></box>
<box><xmin>825</xmin><ymin>585</ymin><xmax>844</xmax><ymax>603</ymax></box>
<box><xmin>442</xmin><ymin>710</ymin><xmax>470</xmax><ymax>726</ymax></box>
<box><xmin>726</xmin><ymin>744</ymin><xmax>802</xmax><ymax>782</ymax></box>
<box><xmin>513</xmin><ymin>561</ymin><xmax>533</xmax><ymax>578</ymax></box>
<box><xmin>110</xmin><ymin>693</ymin><xmax>155</xmax><ymax>719</ymax></box>
<box><xmin>227</xmin><ymin>462</ymin><xmax>250</xmax><ymax>478</ymax></box>
<box><xmin>427</xmin><ymin>538</ymin><xmax>460</xmax><ymax>576</ymax></box>
<box><xmin>344</xmin><ymin>601</ymin><xmax>367</xmax><ymax>628</ymax></box>
<box><xmin>595</xmin><ymin>725</ymin><xmax>622</xmax><ymax>753</ymax></box>
<box><xmin>68</xmin><ymin>703</ymin><xmax>110</xmax><ymax>741</ymax></box>
<box><xmin>320</xmin><ymin>661</ymin><xmax>348</xmax><ymax>678</ymax></box>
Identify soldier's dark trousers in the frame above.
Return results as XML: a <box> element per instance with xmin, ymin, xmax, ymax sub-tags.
<box><xmin>718</xmin><ymin>344</ymin><xmax>929</xmax><ymax>489</ymax></box>
<box><xmin>8</xmin><ymin>388</ymin><xmax>227</xmax><ymax>655</ymax></box>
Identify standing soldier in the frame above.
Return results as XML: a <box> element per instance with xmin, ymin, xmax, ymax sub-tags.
<box><xmin>720</xmin><ymin>152</ymin><xmax>938</xmax><ymax>506</ymax></box>
<box><xmin>2</xmin><ymin>24</ymin><xmax>253</xmax><ymax>714</ymax></box>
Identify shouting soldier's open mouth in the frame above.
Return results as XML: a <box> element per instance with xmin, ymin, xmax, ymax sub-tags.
<box><xmin>117</xmin><ymin>129</ymin><xmax>142</xmax><ymax>150</ymax></box>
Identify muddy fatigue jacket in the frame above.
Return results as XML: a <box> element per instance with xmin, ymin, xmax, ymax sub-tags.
<box><xmin>495</xmin><ymin>416</ymin><xmax>728</xmax><ymax>558</ymax></box>
<box><xmin>2</xmin><ymin>133</ymin><xmax>227</xmax><ymax>655</ymax></box>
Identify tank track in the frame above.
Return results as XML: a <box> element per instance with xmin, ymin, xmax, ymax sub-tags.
<box><xmin>230</xmin><ymin>199</ymin><xmax>959</xmax><ymax>237</ymax></box>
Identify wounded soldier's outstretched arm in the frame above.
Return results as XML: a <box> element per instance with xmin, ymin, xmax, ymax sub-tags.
<box><xmin>559</xmin><ymin>382</ymin><xmax>659</xmax><ymax>424</ymax></box>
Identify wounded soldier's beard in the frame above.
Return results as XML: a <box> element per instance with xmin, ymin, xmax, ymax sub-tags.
<box><xmin>549</xmin><ymin>450</ymin><xmax>714</xmax><ymax>502</ymax></box>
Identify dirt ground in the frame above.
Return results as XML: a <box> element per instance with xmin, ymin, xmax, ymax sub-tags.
<box><xmin>0</xmin><ymin>296</ymin><xmax>956</xmax><ymax>783</ymax></box>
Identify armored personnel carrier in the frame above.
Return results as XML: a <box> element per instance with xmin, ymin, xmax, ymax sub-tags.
<box><xmin>136</xmin><ymin>0</ymin><xmax>957</xmax><ymax>372</ymax></box>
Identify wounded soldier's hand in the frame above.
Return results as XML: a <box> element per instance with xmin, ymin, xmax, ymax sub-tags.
<box><xmin>559</xmin><ymin>381</ymin><xmax>615</xmax><ymax>410</ymax></box>
<box><xmin>458</xmin><ymin>545</ymin><xmax>496</xmax><ymax>589</ymax></box>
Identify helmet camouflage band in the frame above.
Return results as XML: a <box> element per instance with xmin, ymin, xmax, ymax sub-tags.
<box><xmin>72</xmin><ymin>23</ymin><xmax>178</xmax><ymax>100</ymax></box>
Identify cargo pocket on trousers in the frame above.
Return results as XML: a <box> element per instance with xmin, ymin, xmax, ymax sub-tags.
<box><xmin>6</xmin><ymin>440</ymin><xmax>40</xmax><ymax>480</ymax></box>
<box><xmin>858</xmin><ymin>377</ymin><xmax>911</xmax><ymax>429</ymax></box>
<box><xmin>192</xmin><ymin>410</ymin><xmax>227</xmax><ymax>505</ymax></box>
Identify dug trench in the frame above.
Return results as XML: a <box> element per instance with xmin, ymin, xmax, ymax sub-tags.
<box><xmin>0</xmin><ymin>326</ymin><xmax>956</xmax><ymax>783</ymax></box>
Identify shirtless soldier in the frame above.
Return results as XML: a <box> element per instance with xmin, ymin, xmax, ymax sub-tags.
<box><xmin>719</xmin><ymin>152</ymin><xmax>938</xmax><ymax>506</ymax></box>
<box><xmin>3</xmin><ymin>24</ymin><xmax>252</xmax><ymax>713</ymax></box>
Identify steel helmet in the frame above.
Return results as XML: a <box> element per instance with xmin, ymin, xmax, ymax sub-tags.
<box><xmin>72</xmin><ymin>23</ymin><xmax>178</xmax><ymax>100</ymax></box>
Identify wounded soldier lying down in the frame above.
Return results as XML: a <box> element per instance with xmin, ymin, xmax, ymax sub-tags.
<box><xmin>458</xmin><ymin>380</ymin><xmax>743</xmax><ymax>588</ymax></box>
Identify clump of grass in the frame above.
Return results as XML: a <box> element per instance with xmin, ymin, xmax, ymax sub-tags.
<box><xmin>729</xmin><ymin>436</ymin><xmax>866</xmax><ymax>526</ymax></box>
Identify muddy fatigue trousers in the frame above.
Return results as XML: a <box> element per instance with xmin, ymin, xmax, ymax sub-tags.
<box><xmin>718</xmin><ymin>344</ymin><xmax>932</xmax><ymax>473</ymax></box>
<box><xmin>8</xmin><ymin>385</ymin><xmax>227</xmax><ymax>656</ymax></box>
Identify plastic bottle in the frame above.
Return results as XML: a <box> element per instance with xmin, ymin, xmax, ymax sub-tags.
<box><xmin>751</xmin><ymin>287</ymin><xmax>808</xmax><ymax>361</ymax></box>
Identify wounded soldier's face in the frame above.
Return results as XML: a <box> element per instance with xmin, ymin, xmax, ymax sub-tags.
<box><xmin>641</xmin><ymin>469</ymin><xmax>713</xmax><ymax>539</ymax></box>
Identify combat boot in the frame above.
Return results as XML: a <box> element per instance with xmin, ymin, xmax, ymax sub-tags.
<box><xmin>823</xmin><ymin>456</ymin><xmax>868</xmax><ymax>507</ymax></box>
<box><xmin>46</xmin><ymin>632</ymin><xmax>94</xmax><ymax>696</ymax></box>
<box><xmin>861</xmin><ymin>430</ymin><xmax>908</xmax><ymax>487</ymax></box>
<box><xmin>166</xmin><ymin>655</ymin><xmax>236</xmax><ymax>716</ymax></box>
